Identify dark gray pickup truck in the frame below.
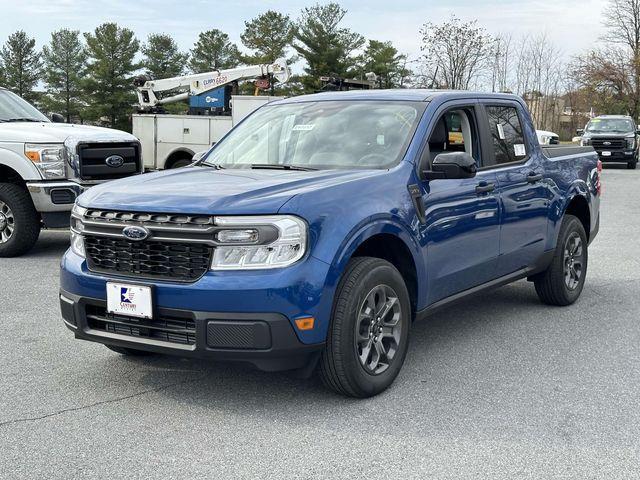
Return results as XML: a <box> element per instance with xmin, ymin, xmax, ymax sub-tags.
<box><xmin>579</xmin><ymin>114</ymin><xmax>638</xmax><ymax>169</ymax></box>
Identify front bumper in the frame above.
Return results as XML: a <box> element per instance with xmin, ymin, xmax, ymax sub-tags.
<box><xmin>594</xmin><ymin>150</ymin><xmax>635</xmax><ymax>162</ymax></box>
<box><xmin>26</xmin><ymin>180</ymin><xmax>86</xmax><ymax>213</ymax></box>
<box><xmin>60</xmin><ymin>289</ymin><xmax>323</xmax><ymax>371</ymax></box>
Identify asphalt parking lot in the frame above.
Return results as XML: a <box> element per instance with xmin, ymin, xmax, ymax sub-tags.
<box><xmin>1</xmin><ymin>166</ymin><xmax>639</xmax><ymax>479</ymax></box>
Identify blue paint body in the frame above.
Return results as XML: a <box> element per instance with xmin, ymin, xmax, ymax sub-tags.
<box><xmin>61</xmin><ymin>90</ymin><xmax>600</xmax><ymax>351</ymax></box>
<box><xmin>188</xmin><ymin>86</ymin><xmax>226</xmax><ymax>109</ymax></box>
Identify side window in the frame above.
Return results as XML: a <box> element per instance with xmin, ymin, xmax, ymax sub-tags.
<box><xmin>427</xmin><ymin>107</ymin><xmax>479</xmax><ymax>164</ymax></box>
<box><xmin>486</xmin><ymin>106</ymin><xmax>527</xmax><ymax>164</ymax></box>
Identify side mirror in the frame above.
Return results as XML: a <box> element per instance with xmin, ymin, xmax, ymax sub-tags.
<box><xmin>576</xmin><ymin>128</ymin><xmax>584</xmax><ymax>136</ymax></box>
<box><xmin>635</xmin><ymin>129</ymin><xmax>640</xmax><ymax>135</ymax></box>
<box><xmin>422</xmin><ymin>152</ymin><xmax>477</xmax><ymax>181</ymax></box>
<box><xmin>50</xmin><ymin>113</ymin><xmax>65</xmax><ymax>123</ymax></box>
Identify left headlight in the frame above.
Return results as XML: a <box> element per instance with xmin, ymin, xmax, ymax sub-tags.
<box><xmin>25</xmin><ymin>143</ymin><xmax>66</xmax><ymax>179</ymax></box>
<box><xmin>70</xmin><ymin>204</ymin><xmax>86</xmax><ymax>258</ymax></box>
<box><xmin>211</xmin><ymin>215</ymin><xmax>307</xmax><ymax>270</ymax></box>
<box><xmin>626</xmin><ymin>135</ymin><xmax>635</xmax><ymax>149</ymax></box>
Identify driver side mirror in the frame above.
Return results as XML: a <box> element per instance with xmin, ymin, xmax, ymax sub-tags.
<box><xmin>422</xmin><ymin>152</ymin><xmax>477</xmax><ymax>181</ymax></box>
<box><xmin>50</xmin><ymin>113</ymin><xmax>65</xmax><ymax>123</ymax></box>
<box><xmin>576</xmin><ymin>128</ymin><xmax>584</xmax><ymax>136</ymax></box>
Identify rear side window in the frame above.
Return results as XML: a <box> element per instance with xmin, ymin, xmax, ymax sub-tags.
<box><xmin>486</xmin><ymin>106</ymin><xmax>527</xmax><ymax>164</ymax></box>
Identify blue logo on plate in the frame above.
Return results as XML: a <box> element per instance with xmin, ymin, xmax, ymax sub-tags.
<box><xmin>120</xmin><ymin>288</ymin><xmax>135</xmax><ymax>303</ymax></box>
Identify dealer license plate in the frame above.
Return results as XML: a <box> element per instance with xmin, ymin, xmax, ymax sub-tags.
<box><xmin>106</xmin><ymin>283</ymin><xmax>153</xmax><ymax>319</ymax></box>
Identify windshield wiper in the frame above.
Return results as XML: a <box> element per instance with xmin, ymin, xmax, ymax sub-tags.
<box><xmin>5</xmin><ymin>117</ymin><xmax>42</xmax><ymax>122</ymax></box>
<box><xmin>202</xmin><ymin>163</ymin><xmax>225</xmax><ymax>170</ymax></box>
<box><xmin>249</xmin><ymin>163</ymin><xmax>318</xmax><ymax>171</ymax></box>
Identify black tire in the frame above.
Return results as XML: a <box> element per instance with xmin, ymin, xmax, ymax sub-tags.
<box><xmin>319</xmin><ymin>257</ymin><xmax>411</xmax><ymax>398</ymax></box>
<box><xmin>169</xmin><ymin>158</ymin><xmax>192</xmax><ymax>169</ymax></box>
<box><xmin>534</xmin><ymin>214</ymin><xmax>588</xmax><ymax>306</ymax></box>
<box><xmin>628</xmin><ymin>158</ymin><xmax>637</xmax><ymax>169</ymax></box>
<box><xmin>105</xmin><ymin>345</ymin><xmax>156</xmax><ymax>356</ymax></box>
<box><xmin>0</xmin><ymin>182</ymin><xmax>40</xmax><ymax>257</ymax></box>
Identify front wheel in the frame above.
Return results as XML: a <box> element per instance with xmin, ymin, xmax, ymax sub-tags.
<box><xmin>0</xmin><ymin>183</ymin><xmax>41</xmax><ymax>257</ymax></box>
<box><xmin>534</xmin><ymin>214</ymin><xmax>588</xmax><ymax>306</ymax></box>
<box><xmin>319</xmin><ymin>257</ymin><xmax>411</xmax><ymax>398</ymax></box>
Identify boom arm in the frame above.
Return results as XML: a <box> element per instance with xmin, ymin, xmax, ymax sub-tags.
<box><xmin>134</xmin><ymin>60</ymin><xmax>290</xmax><ymax>111</ymax></box>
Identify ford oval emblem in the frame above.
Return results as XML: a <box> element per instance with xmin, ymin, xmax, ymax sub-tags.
<box><xmin>105</xmin><ymin>155</ymin><xmax>125</xmax><ymax>168</ymax></box>
<box><xmin>122</xmin><ymin>226</ymin><xmax>149</xmax><ymax>241</ymax></box>
<box><xmin>603</xmin><ymin>141</ymin><xmax>611</xmax><ymax>146</ymax></box>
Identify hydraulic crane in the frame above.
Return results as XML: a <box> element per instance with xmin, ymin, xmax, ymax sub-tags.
<box><xmin>133</xmin><ymin>60</ymin><xmax>291</xmax><ymax>113</ymax></box>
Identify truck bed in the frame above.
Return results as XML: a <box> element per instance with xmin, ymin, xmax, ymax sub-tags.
<box><xmin>542</xmin><ymin>145</ymin><xmax>595</xmax><ymax>159</ymax></box>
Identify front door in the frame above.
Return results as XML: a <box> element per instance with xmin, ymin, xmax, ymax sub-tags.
<box><xmin>418</xmin><ymin>105</ymin><xmax>501</xmax><ymax>305</ymax></box>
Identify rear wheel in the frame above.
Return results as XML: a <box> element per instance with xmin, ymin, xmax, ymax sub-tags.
<box><xmin>534</xmin><ymin>214</ymin><xmax>588</xmax><ymax>306</ymax></box>
<box><xmin>105</xmin><ymin>345</ymin><xmax>156</xmax><ymax>356</ymax></box>
<box><xmin>319</xmin><ymin>257</ymin><xmax>411</xmax><ymax>398</ymax></box>
<box><xmin>0</xmin><ymin>183</ymin><xmax>40</xmax><ymax>257</ymax></box>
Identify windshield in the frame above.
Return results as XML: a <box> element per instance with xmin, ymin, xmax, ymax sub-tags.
<box><xmin>585</xmin><ymin>118</ymin><xmax>634</xmax><ymax>134</ymax></box>
<box><xmin>0</xmin><ymin>90</ymin><xmax>49</xmax><ymax>122</ymax></box>
<box><xmin>203</xmin><ymin>100</ymin><xmax>423</xmax><ymax>170</ymax></box>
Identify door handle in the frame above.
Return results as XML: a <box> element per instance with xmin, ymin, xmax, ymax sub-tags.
<box><xmin>527</xmin><ymin>172</ymin><xmax>543</xmax><ymax>183</ymax></box>
<box><xmin>475</xmin><ymin>182</ymin><xmax>495</xmax><ymax>194</ymax></box>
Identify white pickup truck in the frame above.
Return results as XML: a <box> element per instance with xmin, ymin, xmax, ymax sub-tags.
<box><xmin>0</xmin><ymin>88</ymin><xmax>143</xmax><ymax>257</ymax></box>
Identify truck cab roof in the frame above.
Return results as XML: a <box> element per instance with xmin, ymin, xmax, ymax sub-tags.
<box><xmin>274</xmin><ymin>89</ymin><xmax>524</xmax><ymax>105</ymax></box>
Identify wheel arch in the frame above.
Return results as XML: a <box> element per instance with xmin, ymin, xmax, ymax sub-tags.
<box><xmin>327</xmin><ymin>218</ymin><xmax>426</xmax><ymax>319</ymax></box>
<box><xmin>563</xmin><ymin>193</ymin><xmax>591</xmax><ymax>241</ymax></box>
<box><xmin>163</xmin><ymin>148</ymin><xmax>195</xmax><ymax>169</ymax></box>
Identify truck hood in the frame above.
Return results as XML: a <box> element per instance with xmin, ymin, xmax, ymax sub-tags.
<box><xmin>0</xmin><ymin>121</ymin><xmax>137</xmax><ymax>143</ymax></box>
<box><xmin>77</xmin><ymin>166</ymin><xmax>385</xmax><ymax>215</ymax></box>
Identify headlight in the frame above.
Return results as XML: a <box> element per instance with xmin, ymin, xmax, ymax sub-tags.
<box><xmin>70</xmin><ymin>204</ymin><xmax>86</xmax><ymax>257</ymax></box>
<box><xmin>626</xmin><ymin>135</ymin><xmax>635</xmax><ymax>149</ymax></box>
<box><xmin>211</xmin><ymin>215</ymin><xmax>307</xmax><ymax>270</ymax></box>
<box><xmin>581</xmin><ymin>137</ymin><xmax>591</xmax><ymax>146</ymax></box>
<box><xmin>25</xmin><ymin>143</ymin><xmax>66</xmax><ymax>179</ymax></box>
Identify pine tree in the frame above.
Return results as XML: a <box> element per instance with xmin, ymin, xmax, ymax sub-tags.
<box><xmin>241</xmin><ymin>11</ymin><xmax>295</xmax><ymax>64</ymax></box>
<box><xmin>360</xmin><ymin>40</ymin><xmax>410</xmax><ymax>89</ymax></box>
<box><xmin>0</xmin><ymin>31</ymin><xmax>42</xmax><ymax>104</ymax></box>
<box><xmin>141</xmin><ymin>33</ymin><xmax>188</xmax><ymax>79</ymax></box>
<box><xmin>293</xmin><ymin>3</ymin><xmax>364</xmax><ymax>92</ymax></box>
<box><xmin>189</xmin><ymin>29</ymin><xmax>241</xmax><ymax>72</ymax></box>
<box><xmin>42</xmin><ymin>29</ymin><xmax>86</xmax><ymax>122</ymax></box>
<box><xmin>83</xmin><ymin>23</ymin><xmax>139</xmax><ymax>131</ymax></box>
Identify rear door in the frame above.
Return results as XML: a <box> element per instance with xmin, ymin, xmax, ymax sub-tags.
<box><xmin>479</xmin><ymin>101</ymin><xmax>554</xmax><ymax>276</ymax></box>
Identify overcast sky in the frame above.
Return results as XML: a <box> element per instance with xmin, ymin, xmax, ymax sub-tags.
<box><xmin>0</xmin><ymin>0</ymin><xmax>607</xmax><ymax>63</ymax></box>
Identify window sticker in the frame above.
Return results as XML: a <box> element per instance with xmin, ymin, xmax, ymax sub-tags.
<box><xmin>497</xmin><ymin>123</ymin><xmax>506</xmax><ymax>140</ymax></box>
<box><xmin>514</xmin><ymin>144</ymin><xmax>526</xmax><ymax>156</ymax></box>
<box><xmin>292</xmin><ymin>124</ymin><xmax>315</xmax><ymax>131</ymax></box>
<box><xmin>377</xmin><ymin>134</ymin><xmax>385</xmax><ymax>145</ymax></box>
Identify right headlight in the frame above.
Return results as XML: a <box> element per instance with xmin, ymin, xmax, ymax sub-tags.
<box><xmin>70</xmin><ymin>204</ymin><xmax>86</xmax><ymax>258</ymax></box>
<box><xmin>25</xmin><ymin>143</ymin><xmax>66</xmax><ymax>179</ymax></box>
<box><xmin>211</xmin><ymin>215</ymin><xmax>307</xmax><ymax>270</ymax></box>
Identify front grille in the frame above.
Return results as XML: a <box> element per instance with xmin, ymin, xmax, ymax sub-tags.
<box><xmin>78</xmin><ymin>142</ymin><xmax>141</xmax><ymax>180</ymax></box>
<box><xmin>591</xmin><ymin>138</ymin><xmax>626</xmax><ymax>150</ymax></box>
<box><xmin>84</xmin><ymin>209</ymin><xmax>215</xmax><ymax>227</ymax></box>
<box><xmin>84</xmin><ymin>235</ymin><xmax>213</xmax><ymax>282</ymax></box>
<box><xmin>86</xmin><ymin>304</ymin><xmax>196</xmax><ymax>346</ymax></box>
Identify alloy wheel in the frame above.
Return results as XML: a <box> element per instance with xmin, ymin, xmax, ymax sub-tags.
<box><xmin>0</xmin><ymin>200</ymin><xmax>14</xmax><ymax>244</ymax></box>
<box><xmin>563</xmin><ymin>231</ymin><xmax>584</xmax><ymax>290</ymax></box>
<box><xmin>355</xmin><ymin>284</ymin><xmax>403</xmax><ymax>375</ymax></box>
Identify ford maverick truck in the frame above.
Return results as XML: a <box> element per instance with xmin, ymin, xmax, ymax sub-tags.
<box><xmin>60</xmin><ymin>90</ymin><xmax>601</xmax><ymax>397</ymax></box>
<box><xmin>0</xmin><ymin>87</ymin><xmax>143</xmax><ymax>257</ymax></box>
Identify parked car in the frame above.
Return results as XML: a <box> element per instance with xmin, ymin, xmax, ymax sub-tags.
<box><xmin>60</xmin><ymin>90</ymin><xmax>601</xmax><ymax>397</ymax></box>
<box><xmin>0</xmin><ymin>87</ymin><xmax>143</xmax><ymax>257</ymax></box>
<box><xmin>578</xmin><ymin>114</ymin><xmax>639</xmax><ymax>169</ymax></box>
<box><xmin>536</xmin><ymin>130</ymin><xmax>560</xmax><ymax>145</ymax></box>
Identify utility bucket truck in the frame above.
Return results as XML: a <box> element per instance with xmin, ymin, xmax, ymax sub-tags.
<box><xmin>132</xmin><ymin>61</ymin><xmax>290</xmax><ymax>170</ymax></box>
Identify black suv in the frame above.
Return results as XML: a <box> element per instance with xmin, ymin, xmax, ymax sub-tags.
<box><xmin>579</xmin><ymin>115</ymin><xmax>639</xmax><ymax>169</ymax></box>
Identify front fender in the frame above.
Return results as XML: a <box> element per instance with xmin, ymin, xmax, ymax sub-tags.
<box><xmin>317</xmin><ymin>215</ymin><xmax>427</xmax><ymax>308</ymax></box>
<box><xmin>0</xmin><ymin>146</ymin><xmax>42</xmax><ymax>180</ymax></box>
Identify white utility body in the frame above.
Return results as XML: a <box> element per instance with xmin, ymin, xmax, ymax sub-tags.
<box><xmin>133</xmin><ymin>95</ymin><xmax>282</xmax><ymax>170</ymax></box>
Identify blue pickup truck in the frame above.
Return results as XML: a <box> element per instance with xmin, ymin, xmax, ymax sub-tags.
<box><xmin>60</xmin><ymin>90</ymin><xmax>601</xmax><ymax>397</ymax></box>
